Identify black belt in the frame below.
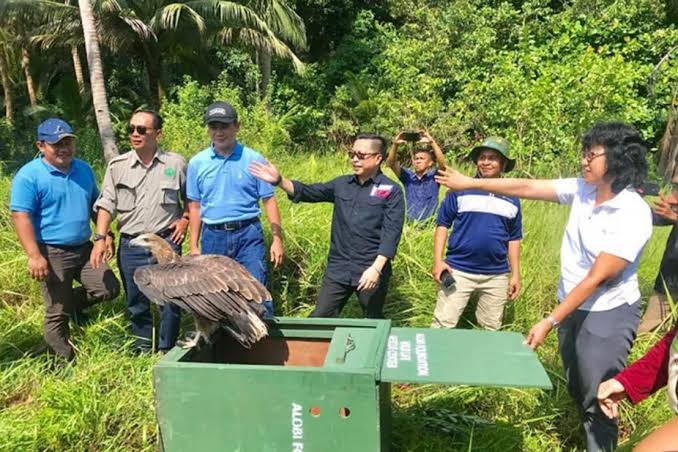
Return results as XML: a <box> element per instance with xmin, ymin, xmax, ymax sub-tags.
<box><xmin>205</xmin><ymin>217</ymin><xmax>259</xmax><ymax>231</ymax></box>
<box><xmin>120</xmin><ymin>228</ymin><xmax>173</xmax><ymax>240</ymax></box>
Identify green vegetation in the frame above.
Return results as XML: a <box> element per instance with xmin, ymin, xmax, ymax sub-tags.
<box><xmin>1</xmin><ymin>0</ymin><xmax>678</xmax><ymax>450</ymax></box>
<box><xmin>0</xmin><ymin>146</ymin><xmax>675</xmax><ymax>450</ymax></box>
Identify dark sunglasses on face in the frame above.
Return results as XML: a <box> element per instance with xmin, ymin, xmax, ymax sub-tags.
<box><xmin>347</xmin><ymin>151</ymin><xmax>379</xmax><ymax>160</ymax></box>
<box><xmin>127</xmin><ymin>124</ymin><xmax>152</xmax><ymax>135</ymax></box>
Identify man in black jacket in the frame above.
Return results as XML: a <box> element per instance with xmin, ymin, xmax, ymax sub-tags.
<box><xmin>249</xmin><ymin>133</ymin><xmax>405</xmax><ymax>318</ymax></box>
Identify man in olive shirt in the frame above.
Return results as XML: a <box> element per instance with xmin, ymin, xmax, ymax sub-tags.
<box><xmin>91</xmin><ymin>109</ymin><xmax>189</xmax><ymax>353</ymax></box>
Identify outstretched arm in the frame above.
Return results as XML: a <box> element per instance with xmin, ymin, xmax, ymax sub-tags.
<box><xmin>249</xmin><ymin>161</ymin><xmax>295</xmax><ymax>196</ymax></box>
<box><xmin>435</xmin><ymin>168</ymin><xmax>559</xmax><ymax>202</ymax></box>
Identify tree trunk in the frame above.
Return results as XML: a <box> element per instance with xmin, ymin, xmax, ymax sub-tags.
<box><xmin>71</xmin><ymin>45</ymin><xmax>86</xmax><ymax>94</ymax></box>
<box><xmin>258</xmin><ymin>48</ymin><xmax>271</xmax><ymax>99</ymax></box>
<box><xmin>659</xmin><ymin>98</ymin><xmax>678</xmax><ymax>181</ymax></box>
<box><xmin>145</xmin><ymin>50</ymin><xmax>162</xmax><ymax>110</ymax></box>
<box><xmin>0</xmin><ymin>50</ymin><xmax>13</xmax><ymax>124</ymax></box>
<box><xmin>78</xmin><ymin>0</ymin><xmax>119</xmax><ymax>162</ymax></box>
<box><xmin>21</xmin><ymin>48</ymin><xmax>37</xmax><ymax>107</ymax></box>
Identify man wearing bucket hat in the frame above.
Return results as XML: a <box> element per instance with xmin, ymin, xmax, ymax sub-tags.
<box><xmin>638</xmin><ymin>162</ymin><xmax>678</xmax><ymax>333</ymax></box>
<box><xmin>10</xmin><ymin>118</ymin><xmax>120</xmax><ymax>362</ymax></box>
<box><xmin>430</xmin><ymin>136</ymin><xmax>522</xmax><ymax>330</ymax></box>
<box><xmin>186</xmin><ymin>101</ymin><xmax>283</xmax><ymax>317</ymax></box>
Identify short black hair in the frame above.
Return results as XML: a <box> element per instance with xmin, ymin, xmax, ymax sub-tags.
<box><xmin>132</xmin><ymin>108</ymin><xmax>163</xmax><ymax>130</ymax></box>
<box><xmin>413</xmin><ymin>145</ymin><xmax>433</xmax><ymax>157</ymax></box>
<box><xmin>582</xmin><ymin>122</ymin><xmax>648</xmax><ymax>193</ymax></box>
<box><xmin>355</xmin><ymin>133</ymin><xmax>388</xmax><ymax>157</ymax></box>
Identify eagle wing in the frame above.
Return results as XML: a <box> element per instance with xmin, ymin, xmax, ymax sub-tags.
<box><xmin>133</xmin><ymin>255</ymin><xmax>271</xmax><ymax>346</ymax></box>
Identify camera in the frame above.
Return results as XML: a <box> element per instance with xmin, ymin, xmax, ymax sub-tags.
<box><xmin>440</xmin><ymin>269</ymin><xmax>456</xmax><ymax>290</ymax></box>
<box><xmin>402</xmin><ymin>131</ymin><xmax>421</xmax><ymax>142</ymax></box>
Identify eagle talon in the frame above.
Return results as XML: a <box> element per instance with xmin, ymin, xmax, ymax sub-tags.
<box><xmin>177</xmin><ymin>331</ymin><xmax>202</xmax><ymax>349</ymax></box>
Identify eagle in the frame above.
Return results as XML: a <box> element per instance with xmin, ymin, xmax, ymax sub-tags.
<box><xmin>129</xmin><ymin>233</ymin><xmax>270</xmax><ymax>349</ymax></box>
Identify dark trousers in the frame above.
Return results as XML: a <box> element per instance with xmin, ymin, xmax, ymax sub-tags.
<box><xmin>557</xmin><ymin>302</ymin><xmax>640</xmax><ymax>452</ymax></box>
<box><xmin>310</xmin><ymin>267</ymin><xmax>392</xmax><ymax>318</ymax></box>
<box><xmin>39</xmin><ymin>242</ymin><xmax>120</xmax><ymax>360</ymax></box>
<box><xmin>118</xmin><ymin>235</ymin><xmax>182</xmax><ymax>352</ymax></box>
<box><xmin>201</xmin><ymin>221</ymin><xmax>274</xmax><ymax>317</ymax></box>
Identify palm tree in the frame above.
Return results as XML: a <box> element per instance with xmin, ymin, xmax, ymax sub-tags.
<box><xmin>78</xmin><ymin>0</ymin><xmax>119</xmax><ymax>161</ymax></box>
<box><xmin>96</xmin><ymin>0</ymin><xmax>306</xmax><ymax>108</ymax></box>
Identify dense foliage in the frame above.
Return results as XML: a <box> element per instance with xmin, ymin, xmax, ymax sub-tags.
<box><xmin>1</xmin><ymin>0</ymin><xmax>678</xmax><ymax>450</ymax></box>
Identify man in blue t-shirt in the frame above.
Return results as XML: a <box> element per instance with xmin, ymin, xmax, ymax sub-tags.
<box><xmin>385</xmin><ymin>130</ymin><xmax>447</xmax><ymax>221</ymax></box>
<box><xmin>430</xmin><ymin>137</ymin><xmax>522</xmax><ymax>330</ymax></box>
<box><xmin>187</xmin><ymin>101</ymin><xmax>283</xmax><ymax>317</ymax></box>
<box><xmin>10</xmin><ymin>118</ymin><xmax>120</xmax><ymax>361</ymax></box>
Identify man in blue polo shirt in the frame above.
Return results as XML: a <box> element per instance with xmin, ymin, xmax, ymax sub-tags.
<box><xmin>386</xmin><ymin>129</ymin><xmax>447</xmax><ymax>221</ymax></box>
<box><xmin>10</xmin><ymin>118</ymin><xmax>120</xmax><ymax>362</ymax></box>
<box><xmin>187</xmin><ymin>101</ymin><xmax>283</xmax><ymax>316</ymax></box>
<box><xmin>430</xmin><ymin>137</ymin><xmax>522</xmax><ymax>330</ymax></box>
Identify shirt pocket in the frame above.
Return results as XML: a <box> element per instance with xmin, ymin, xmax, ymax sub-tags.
<box><xmin>160</xmin><ymin>179</ymin><xmax>180</xmax><ymax>206</ymax></box>
<box><xmin>115</xmin><ymin>182</ymin><xmax>136</xmax><ymax>213</ymax></box>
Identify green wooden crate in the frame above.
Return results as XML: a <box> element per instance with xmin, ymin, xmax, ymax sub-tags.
<box><xmin>154</xmin><ymin>318</ymin><xmax>551</xmax><ymax>451</ymax></box>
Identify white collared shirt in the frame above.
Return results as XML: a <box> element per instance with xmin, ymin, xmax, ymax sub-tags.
<box><xmin>553</xmin><ymin>178</ymin><xmax>652</xmax><ymax>312</ymax></box>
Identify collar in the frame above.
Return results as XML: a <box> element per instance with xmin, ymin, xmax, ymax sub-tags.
<box><xmin>130</xmin><ymin>148</ymin><xmax>164</xmax><ymax>167</ymax></box>
<box><xmin>350</xmin><ymin>169</ymin><xmax>381</xmax><ymax>185</ymax></box>
<box><xmin>209</xmin><ymin>142</ymin><xmax>242</xmax><ymax>160</ymax></box>
<box><xmin>41</xmin><ymin>157</ymin><xmax>73</xmax><ymax>175</ymax></box>
<box><xmin>598</xmin><ymin>186</ymin><xmax>635</xmax><ymax>210</ymax></box>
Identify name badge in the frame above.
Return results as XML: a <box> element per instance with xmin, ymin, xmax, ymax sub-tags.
<box><xmin>370</xmin><ymin>184</ymin><xmax>393</xmax><ymax>199</ymax></box>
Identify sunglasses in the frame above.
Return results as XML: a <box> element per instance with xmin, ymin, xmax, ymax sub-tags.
<box><xmin>127</xmin><ymin>124</ymin><xmax>152</xmax><ymax>135</ymax></box>
<box><xmin>347</xmin><ymin>151</ymin><xmax>379</xmax><ymax>160</ymax></box>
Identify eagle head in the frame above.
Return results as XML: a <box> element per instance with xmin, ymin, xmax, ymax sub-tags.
<box><xmin>129</xmin><ymin>233</ymin><xmax>179</xmax><ymax>264</ymax></box>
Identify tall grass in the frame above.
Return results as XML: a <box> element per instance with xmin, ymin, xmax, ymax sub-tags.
<box><xmin>0</xmin><ymin>150</ymin><xmax>674</xmax><ymax>451</ymax></box>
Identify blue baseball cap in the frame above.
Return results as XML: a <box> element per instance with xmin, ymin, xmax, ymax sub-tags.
<box><xmin>37</xmin><ymin>118</ymin><xmax>76</xmax><ymax>144</ymax></box>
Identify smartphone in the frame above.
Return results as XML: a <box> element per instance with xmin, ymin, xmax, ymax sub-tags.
<box><xmin>637</xmin><ymin>181</ymin><xmax>660</xmax><ymax>196</ymax></box>
<box><xmin>403</xmin><ymin>131</ymin><xmax>421</xmax><ymax>142</ymax></box>
<box><xmin>440</xmin><ymin>270</ymin><xmax>456</xmax><ymax>290</ymax></box>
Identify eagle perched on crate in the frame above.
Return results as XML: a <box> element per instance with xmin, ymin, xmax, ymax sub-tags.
<box><xmin>129</xmin><ymin>233</ymin><xmax>269</xmax><ymax>349</ymax></box>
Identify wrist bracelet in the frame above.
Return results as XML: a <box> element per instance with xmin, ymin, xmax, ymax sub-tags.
<box><xmin>546</xmin><ymin>315</ymin><xmax>559</xmax><ymax>328</ymax></box>
<box><xmin>273</xmin><ymin>174</ymin><xmax>283</xmax><ymax>187</ymax></box>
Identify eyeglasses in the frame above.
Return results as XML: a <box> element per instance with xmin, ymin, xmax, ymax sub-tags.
<box><xmin>347</xmin><ymin>151</ymin><xmax>379</xmax><ymax>160</ymax></box>
<box><xmin>582</xmin><ymin>150</ymin><xmax>605</xmax><ymax>163</ymax></box>
<box><xmin>127</xmin><ymin>125</ymin><xmax>152</xmax><ymax>135</ymax></box>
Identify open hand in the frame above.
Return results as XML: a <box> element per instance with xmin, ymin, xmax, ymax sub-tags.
<box><xmin>435</xmin><ymin>168</ymin><xmax>473</xmax><ymax>191</ymax></box>
<box><xmin>249</xmin><ymin>161</ymin><xmax>281</xmax><ymax>185</ymax></box>
<box><xmin>654</xmin><ymin>193</ymin><xmax>678</xmax><ymax>223</ymax></box>
<box><xmin>168</xmin><ymin>217</ymin><xmax>189</xmax><ymax>244</ymax></box>
<box><xmin>597</xmin><ymin>378</ymin><xmax>626</xmax><ymax>419</ymax></box>
<box><xmin>357</xmin><ymin>266</ymin><xmax>380</xmax><ymax>292</ymax></box>
<box><xmin>524</xmin><ymin>319</ymin><xmax>552</xmax><ymax>350</ymax></box>
<box><xmin>270</xmin><ymin>237</ymin><xmax>284</xmax><ymax>268</ymax></box>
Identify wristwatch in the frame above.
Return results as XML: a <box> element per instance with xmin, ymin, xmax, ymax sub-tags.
<box><xmin>546</xmin><ymin>315</ymin><xmax>560</xmax><ymax>329</ymax></box>
<box><xmin>93</xmin><ymin>233</ymin><xmax>107</xmax><ymax>241</ymax></box>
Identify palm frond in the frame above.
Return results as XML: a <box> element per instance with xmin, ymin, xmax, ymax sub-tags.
<box><xmin>151</xmin><ymin>3</ymin><xmax>206</xmax><ymax>33</ymax></box>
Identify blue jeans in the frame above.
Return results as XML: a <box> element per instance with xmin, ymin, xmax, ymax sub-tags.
<box><xmin>201</xmin><ymin>221</ymin><xmax>274</xmax><ymax>317</ymax></box>
<box><xmin>118</xmin><ymin>235</ymin><xmax>182</xmax><ymax>352</ymax></box>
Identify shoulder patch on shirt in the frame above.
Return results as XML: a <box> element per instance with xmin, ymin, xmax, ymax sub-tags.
<box><xmin>370</xmin><ymin>184</ymin><xmax>393</xmax><ymax>199</ymax></box>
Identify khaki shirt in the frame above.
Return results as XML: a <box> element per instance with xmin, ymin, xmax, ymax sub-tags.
<box><xmin>94</xmin><ymin>150</ymin><xmax>186</xmax><ymax>236</ymax></box>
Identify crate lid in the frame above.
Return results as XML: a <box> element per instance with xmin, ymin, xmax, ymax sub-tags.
<box><xmin>379</xmin><ymin>328</ymin><xmax>552</xmax><ymax>389</ymax></box>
